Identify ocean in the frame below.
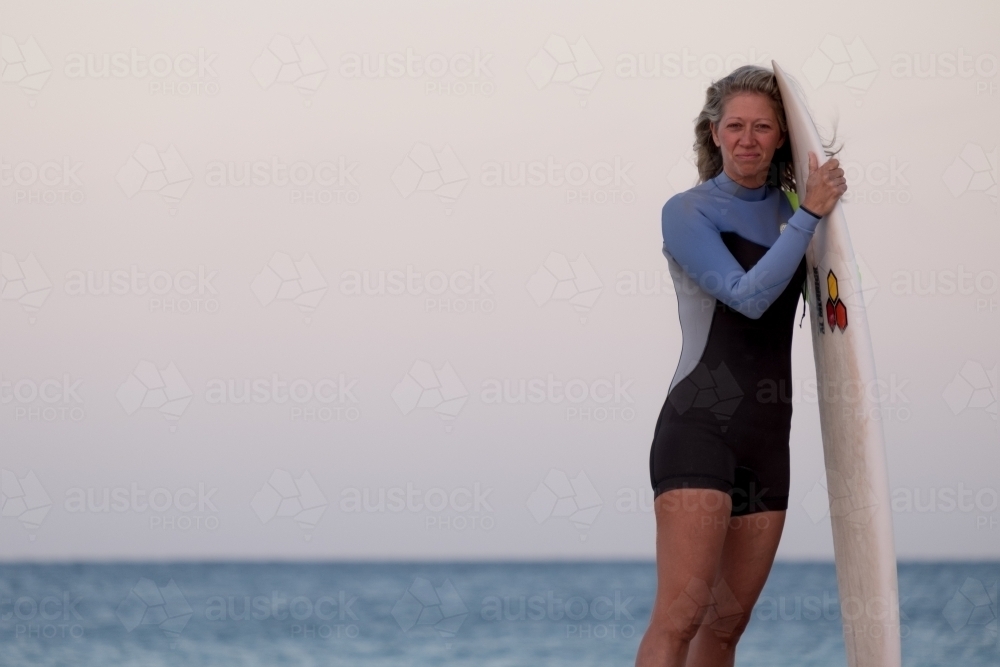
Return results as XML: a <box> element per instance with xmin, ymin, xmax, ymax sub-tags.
<box><xmin>0</xmin><ymin>561</ymin><xmax>996</xmax><ymax>666</ymax></box>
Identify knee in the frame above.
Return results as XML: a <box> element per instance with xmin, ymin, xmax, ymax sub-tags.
<box><xmin>703</xmin><ymin>609</ymin><xmax>752</xmax><ymax>648</ymax></box>
<box><xmin>647</xmin><ymin>614</ymin><xmax>702</xmax><ymax>649</ymax></box>
<box><xmin>648</xmin><ymin>602</ymin><xmax>708</xmax><ymax>647</ymax></box>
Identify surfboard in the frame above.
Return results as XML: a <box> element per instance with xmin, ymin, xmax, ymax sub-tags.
<box><xmin>772</xmin><ymin>60</ymin><xmax>902</xmax><ymax>667</ymax></box>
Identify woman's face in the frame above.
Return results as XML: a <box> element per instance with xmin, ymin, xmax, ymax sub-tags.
<box><xmin>710</xmin><ymin>92</ymin><xmax>785</xmax><ymax>188</ymax></box>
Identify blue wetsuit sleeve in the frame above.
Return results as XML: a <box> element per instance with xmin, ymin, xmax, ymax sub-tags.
<box><xmin>661</xmin><ymin>195</ymin><xmax>820</xmax><ymax>319</ymax></box>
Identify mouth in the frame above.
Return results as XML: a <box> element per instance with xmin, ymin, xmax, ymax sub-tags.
<box><xmin>735</xmin><ymin>154</ymin><xmax>760</xmax><ymax>160</ymax></box>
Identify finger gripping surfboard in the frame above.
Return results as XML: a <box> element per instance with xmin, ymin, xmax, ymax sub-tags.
<box><xmin>772</xmin><ymin>60</ymin><xmax>902</xmax><ymax>667</ymax></box>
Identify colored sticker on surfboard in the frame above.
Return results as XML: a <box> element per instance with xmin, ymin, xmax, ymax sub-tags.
<box><xmin>826</xmin><ymin>270</ymin><xmax>848</xmax><ymax>332</ymax></box>
<box><xmin>811</xmin><ymin>250</ymin><xmax>866</xmax><ymax>334</ymax></box>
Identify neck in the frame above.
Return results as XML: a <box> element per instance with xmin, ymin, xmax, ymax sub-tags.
<box><xmin>722</xmin><ymin>165</ymin><xmax>768</xmax><ymax>189</ymax></box>
<box><xmin>713</xmin><ymin>168</ymin><xmax>769</xmax><ymax>202</ymax></box>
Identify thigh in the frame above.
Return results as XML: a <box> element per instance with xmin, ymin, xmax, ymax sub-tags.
<box><xmin>684</xmin><ymin>511</ymin><xmax>786</xmax><ymax>666</ymax></box>
<box><xmin>715</xmin><ymin>510</ymin><xmax>786</xmax><ymax>626</ymax></box>
<box><xmin>650</xmin><ymin>488</ymin><xmax>734</xmax><ymax>633</ymax></box>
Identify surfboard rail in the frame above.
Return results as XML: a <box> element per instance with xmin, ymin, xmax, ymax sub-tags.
<box><xmin>772</xmin><ymin>60</ymin><xmax>902</xmax><ymax>667</ymax></box>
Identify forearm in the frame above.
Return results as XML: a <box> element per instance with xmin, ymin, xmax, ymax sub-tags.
<box><xmin>662</xmin><ymin>206</ymin><xmax>820</xmax><ymax>319</ymax></box>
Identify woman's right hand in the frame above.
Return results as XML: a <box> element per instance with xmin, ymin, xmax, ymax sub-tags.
<box><xmin>801</xmin><ymin>151</ymin><xmax>847</xmax><ymax>217</ymax></box>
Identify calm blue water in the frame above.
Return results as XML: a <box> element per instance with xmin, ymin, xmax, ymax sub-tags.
<box><xmin>0</xmin><ymin>562</ymin><xmax>996</xmax><ymax>666</ymax></box>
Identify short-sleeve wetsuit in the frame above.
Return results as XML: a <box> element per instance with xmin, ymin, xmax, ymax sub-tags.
<box><xmin>648</xmin><ymin>169</ymin><xmax>821</xmax><ymax>516</ymax></box>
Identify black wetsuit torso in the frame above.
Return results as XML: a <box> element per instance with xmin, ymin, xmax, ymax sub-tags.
<box><xmin>649</xmin><ymin>171</ymin><xmax>820</xmax><ymax>515</ymax></box>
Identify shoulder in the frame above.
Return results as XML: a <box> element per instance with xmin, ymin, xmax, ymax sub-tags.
<box><xmin>662</xmin><ymin>180</ymin><xmax>716</xmax><ymax>224</ymax></box>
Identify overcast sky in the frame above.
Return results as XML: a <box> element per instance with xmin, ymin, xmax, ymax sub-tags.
<box><xmin>2</xmin><ymin>1</ymin><xmax>997</xmax><ymax>561</ymax></box>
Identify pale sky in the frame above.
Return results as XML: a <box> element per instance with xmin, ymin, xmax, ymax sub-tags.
<box><xmin>2</xmin><ymin>1</ymin><xmax>997</xmax><ymax>561</ymax></box>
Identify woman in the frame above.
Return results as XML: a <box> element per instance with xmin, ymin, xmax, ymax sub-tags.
<box><xmin>635</xmin><ymin>65</ymin><xmax>846</xmax><ymax>666</ymax></box>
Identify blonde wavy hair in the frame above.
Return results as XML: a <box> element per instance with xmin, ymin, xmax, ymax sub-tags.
<box><xmin>694</xmin><ymin>64</ymin><xmax>837</xmax><ymax>191</ymax></box>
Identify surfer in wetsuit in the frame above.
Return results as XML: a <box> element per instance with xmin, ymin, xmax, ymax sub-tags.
<box><xmin>635</xmin><ymin>65</ymin><xmax>846</xmax><ymax>667</ymax></box>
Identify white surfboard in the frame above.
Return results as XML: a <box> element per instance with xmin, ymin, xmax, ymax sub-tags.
<box><xmin>772</xmin><ymin>60</ymin><xmax>902</xmax><ymax>667</ymax></box>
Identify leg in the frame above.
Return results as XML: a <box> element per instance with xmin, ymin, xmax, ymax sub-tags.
<box><xmin>685</xmin><ymin>510</ymin><xmax>786</xmax><ymax>667</ymax></box>
<box><xmin>635</xmin><ymin>488</ymin><xmax>733</xmax><ymax>667</ymax></box>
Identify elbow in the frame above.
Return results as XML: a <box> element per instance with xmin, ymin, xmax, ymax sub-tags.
<box><xmin>734</xmin><ymin>300</ymin><xmax>766</xmax><ymax>320</ymax></box>
<box><xmin>728</xmin><ymin>288</ymin><xmax>771</xmax><ymax>319</ymax></box>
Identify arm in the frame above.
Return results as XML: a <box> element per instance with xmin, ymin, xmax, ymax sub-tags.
<box><xmin>661</xmin><ymin>194</ymin><xmax>820</xmax><ymax>319</ymax></box>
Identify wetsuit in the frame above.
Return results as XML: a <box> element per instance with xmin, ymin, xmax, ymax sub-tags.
<box><xmin>649</xmin><ymin>170</ymin><xmax>821</xmax><ymax>516</ymax></box>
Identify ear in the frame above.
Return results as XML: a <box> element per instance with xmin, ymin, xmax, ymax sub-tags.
<box><xmin>776</xmin><ymin>132</ymin><xmax>786</xmax><ymax>149</ymax></box>
<box><xmin>710</xmin><ymin>122</ymin><xmax>720</xmax><ymax>147</ymax></box>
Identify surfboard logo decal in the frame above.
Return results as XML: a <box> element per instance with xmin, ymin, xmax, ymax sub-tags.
<box><xmin>825</xmin><ymin>270</ymin><xmax>848</xmax><ymax>332</ymax></box>
<box><xmin>812</xmin><ymin>267</ymin><xmax>825</xmax><ymax>334</ymax></box>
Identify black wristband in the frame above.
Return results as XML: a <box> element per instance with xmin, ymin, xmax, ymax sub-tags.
<box><xmin>798</xmin><ymin>203</ymin><xmax>822</xmax><ymax>219</ymax></box>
